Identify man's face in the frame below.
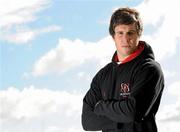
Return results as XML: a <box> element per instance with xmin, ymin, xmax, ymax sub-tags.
<box><xmin>113</xmin><ymin>23</ymin><xmax>140</xmax><ymax>60</ymax></box>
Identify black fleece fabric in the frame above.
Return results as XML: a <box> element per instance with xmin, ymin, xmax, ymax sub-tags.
<box><xmin>81</xmin><ymin>41</ymin><xmax>164</xmax><ymax>132</ymax></box>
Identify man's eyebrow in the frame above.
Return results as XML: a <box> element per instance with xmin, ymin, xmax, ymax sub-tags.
<box><xmin>128</xmin><ymin>29</ymin><xmax>136</xmax><ymax>32</ymax></box>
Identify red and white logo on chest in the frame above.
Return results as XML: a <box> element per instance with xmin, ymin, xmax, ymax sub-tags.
<box><xmin>120</xmin><ymin>83</ymin><xmax>130</xmax><ymax>97</ymax></box>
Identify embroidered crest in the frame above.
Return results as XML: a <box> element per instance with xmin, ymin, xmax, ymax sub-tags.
<box><xmin>120</xmin><ymin>83</ymin><xmax>130</xmax><ymax>97</ymax></box>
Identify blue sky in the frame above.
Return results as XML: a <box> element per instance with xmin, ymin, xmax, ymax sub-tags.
<box><xmin>1</xmin><ymin>0</ymin><xmax>143</xmax><ymax>90</ymax></box>
<box><xmin>0</xmin><ymin>0</ymin><xmax>180</xmax><ymax>132</ymax></box>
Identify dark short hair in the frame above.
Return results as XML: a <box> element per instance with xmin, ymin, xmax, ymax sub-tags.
<box><xmin>109</xmin><ymin>7</ymin><xmax>143</xmax><ymax>36</ymax></box>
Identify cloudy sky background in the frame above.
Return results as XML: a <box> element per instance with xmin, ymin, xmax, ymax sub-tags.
<box><xmin>0</xmin><ymin>0</ymin><xmax>180</xmax><ymax>132</ymax></box>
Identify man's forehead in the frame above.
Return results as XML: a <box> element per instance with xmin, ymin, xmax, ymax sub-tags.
<box><xmin>114</xmin><ymin>24</ymin><xmax>137</xmax><ymax>31</ymax></box>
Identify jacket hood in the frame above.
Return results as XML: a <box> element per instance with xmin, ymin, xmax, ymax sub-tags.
<box><xmin>142</xmin><ymin>41</ymin><xmax>155</xmax><ymax>60</ymax></box>
<box><xmin>112</xmin><ymin>41</ymin><xmax>155</xmax><ymax>64</ymax></box>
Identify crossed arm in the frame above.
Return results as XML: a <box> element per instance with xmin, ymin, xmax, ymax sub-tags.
<box><xmin>81</xmin><ymin>65</ymin><xmax>164</xmax><ymax>131</ymax></box>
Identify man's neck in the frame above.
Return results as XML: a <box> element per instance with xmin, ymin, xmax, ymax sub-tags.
<box><xmin>117</xmin><ymin>53</ymin><xmax>129</xmax><ymax>62</ymax></box>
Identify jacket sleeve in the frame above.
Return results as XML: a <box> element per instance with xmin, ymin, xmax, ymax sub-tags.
<box><xmin>94</xmin><ymin>63</ymin><xmax>164</xmax><ymax>123</ymax></box>
<box><xmin>81</xmin><ymin>71</ymin><xmax>117</xmax><ymax>131</ymax></box>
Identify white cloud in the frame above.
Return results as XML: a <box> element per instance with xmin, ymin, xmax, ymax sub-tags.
<box><xmin>167</xmin><ymin>82</ymin><xmax>180</xmax><ymax>96</ymax></box>
<box><xmin>157</xmin><ymin>82</ymin><xmax>180</xmax><ymax>132</ymax></box>
<box><xmin>136</xmin><ymin>0</ymin><xmax>180</xmax><ymax>61</ymax></box>
<box><xmin>0</xmin><ymin>86</ymin><xmax>84</xmax><ymax>132</ymax></box>
<box><xmin>0</xmin><ymin>0</ymin><xmax>61</xmax><ymax>44</ymax></box>
<box><xmin>45</xmin><ymin>126</ymin><xmax>83</xmax><ymax>132</ymax></box>
<box><xmin>157</xmin><ymin>103</ymin><xmax>180</xmax><ymax>121</ymax></box>
<box><xmin>1</xmin><ymin>25</ymin><xmax>61</xmax><ymax>44</ymax></box>
<box><xmin>0</xmin><ymin>0</ymin><xmax>51</xmax><ymax>28</ymax></box>
<box><xmin>163</xmin><ymin>70</ymin><xmax>176</xmax><ymax>79</ymax></box>
<box><xmin>32</xmin><ymin>36</ymin><xmax>115</xmax><ymax>76</ymax></box>
<box><xmin>157</xmin><ymin>121</ymin><xmax>180</xmax><ymax>132</ymax></box>
<box><xmin>0</xmin><ymin>85</ymin><xmax>83</xmax><ymax>119</ymax></box>
<box><xmin>77</xmin><ymin>72</ymin><xmax>91</xmax><ymax>82</ymax></box>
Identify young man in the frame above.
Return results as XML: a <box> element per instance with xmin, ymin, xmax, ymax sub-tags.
<box><xmin>81</xmin><ymin>7</ymin><xmax>164</xmax><ymax>132</ymax></box>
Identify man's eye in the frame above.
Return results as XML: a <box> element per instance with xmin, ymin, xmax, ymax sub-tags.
<box><xmin>116</xmin><ymin>32</ymin><xmax>123</xmax><ymax>35</ymax></box>
<box><xmin>128</xmin><ymin>32</ymin><xmax>135</xmax><ymax>36</ymax></box>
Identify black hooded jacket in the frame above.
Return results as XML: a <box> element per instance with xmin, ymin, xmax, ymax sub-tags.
<box><xmin>81</xmin><ymin>41</ymin><xmax>164</xmax><ymax>132</ymax></box>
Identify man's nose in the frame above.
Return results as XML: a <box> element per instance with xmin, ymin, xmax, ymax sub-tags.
<box><xmin>122</xmin><ymin>34</ymin><xmax>130</xmax><ymax>43</ymax></box>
